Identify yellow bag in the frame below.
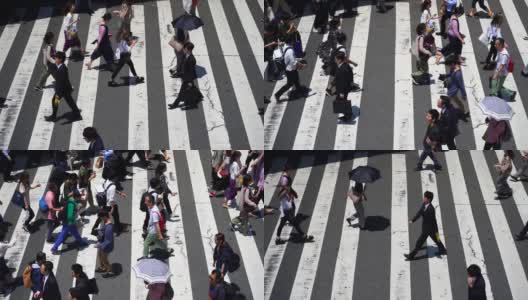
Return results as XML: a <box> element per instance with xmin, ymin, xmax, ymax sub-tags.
<box><xmin>66</xmin><ymin>29</ymin><xmax>77</xmax><ymax>40</ymax></box>
<box><xmin>53</xmin><ymin>95</ymin><xmax>60</xmax><ymax>106</ymax></box>
<box><xmin>23</xmin><ymin>265</ymin><xmax>32</xmax><ymax>288</ymax></box>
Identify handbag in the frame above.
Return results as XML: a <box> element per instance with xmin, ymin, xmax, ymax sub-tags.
<box><xmin>11</xmin><ymin>185</ymin><xmax>24</xmax><ymax>207</ymax></box>
<box><xmin>333</xmin><ymin>99</ymin><xmax>352</xmax><ymax>114</ymax></box>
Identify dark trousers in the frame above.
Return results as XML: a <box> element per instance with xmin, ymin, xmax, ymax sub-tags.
<box><xmin>51</xmin><ymin>92</ymin><xmax>80</xmax><ymax>118</ymax></box>
<box><xmin>111</xmin><ymin>53</ymin><xmax>137</xmax><ymax>80</ymax></box>
<box><xmin>336</xmin><ymin>92</ymin><xmax>351</xmax><ymax>118</ymax></box>
<box><xmin>162</xmin><ymin>193</ymin><xmax>172</xmax><ymax>216</ymax></box>
<box><xmin>519</xmin><ymin>221</ymin><xmax>528</xmax><ymax>237</ymax></box>
<box><xmin>472</xmin><ymin>0</ymin><xmax>488</xmax><ymax>10</ymax></box>
<box><xmin>90</xmin><ymin>42</ymin><xmax>114</xmax><ymax>65</ymax></box>
<box><xmin>23</xmin><ymin>207</ymin><xmax>35</xmax><ymax>227</ymax></box>
<box><xmin>171</xmin><ymin>81</ymin><xmax>195</xmax><ymax>106</ymax></box>
<box><xmin>440</xmin><ymin>11</ymin><xmax>453</xmax><ymax>35</ymax></box>
<box><xmin>276</xmin><ymin>211</ymin><xmax>304</xmax><ymax>238</ymax></box>
<box><xmin>46</xmin><ymin>219</ymin><xmax>59</xmax><ymax>241</ymax></box>
<box><xmin>111</xmin><ymin>204</ymin><xmax>122</xmax><ymax>232</ymax></box>
<box><xmin>275</xmin><ymin>70</ymin><xmax>300</xmax><ymax>99</ymax></box>
<box><xmin>445</xmin><ymin>135</ymin><xmax>457</xmax><ymax>150</ymax></box>
<box><xmin>410</xmin><ymin>230</ymin><xmax>446</xmax><ymax>257</ymax></box>
<box><xmin>485</xmin><ymin>38</ymin><xmax>498</xmax><ymax>64</ymax></box>
<box><xmin>0</xmin><ymin>157</ymin><xmax>13</xmax><ymax>180</ymax></box>
<box><xmin>417</xmin><ymin>149</ymin><xmax>441</xmax><ymax>167</ymax></box>
<box><xmin>484</xmin><ymin>142</ymin><xmax>501</xmax><ymax>150</ymax></box>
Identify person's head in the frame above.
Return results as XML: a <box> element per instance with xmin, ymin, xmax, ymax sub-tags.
<box><xmin>421</xmin><ymin>0</ymin><xmax>431</xmax><ymax>11</ymax></box>
<box><xmin>19</xmin><ymin>171</ymin><xmax>30</xmax><ymax>185</ymax></box>
<box><xmin>209</xmin><ymin>270</ymin><xmax>223</xmax><ymax>286</ymax></box>
<box><xmin>46</xmin><ymin>182</ymin><xmax>58</xmax><ymax>194</ymax></box>
<box><xmin>149</xmin><ymin>177</ymin><xmax>161</xmax><ymax>190</ymax></box>
<box><xmin>416</xmin><ymin>23</ymin><xmax>427</xmax><ymax>36</ymax></box>
<box><xmin>36</xmin><ymin>251</ymin><xmax>46</xmax><ymax>265</ymax></box>
<box><xmin>82</xmin><ymin>127</ymin><xmax>99</xmax><ymax>142</ymax></box>
<box><xmin>336</xmin><ymin>32</ymin><xmax>347</xmax><ymax>45</ymax></box>
<box><xmin>40</xmin><ymin>261</ymin><xmax>53</xmax><ymax>276</ymax></box>
<box><xmin>423</xmin><ymin>191</ymin><xmax>434</xmax><ymax>204</ymax></box>
<box><xmin>71</xmin><ymin>263</ymin><xmax>83</xmax><ymax>278</ymax></box>
<box><xmin>242</xmin><ymin>174</ymin><xmax>253</xmax><ymax>187</ymax></box>
<box><xmin>453</xmin><ymin>5</ymin><xmax>464</xmax><ymax>16</ymax></box>
<box><xmin>102</xmin><ymin>12</ymin><xmax>112</xmax><ymax>22</ymax></box>
<box><xmin>44</xmin><ymin>32</ymin><xmax>54</xmax><ymax>45</ymax></box>
<box><xmin>155</xmin><ymin>162</ymin><xmax>167</xmax><ymax>176</ymax></box>
<box><xmin>65</xmin><ymin>2</ymin><xmax>75</xmax><ymax>14</ymax></box>
<box><xmin>467</xmin><ymin>264</ymin><xmax>481</xmax><ymax>277</ymax></box>
<box><xmin>334</xmin><ymin>51</ymin><xmax>346</xmax><ymax>64</ymax></box>
<box><xmin>143</xmin><ymin>192</ymin><xmax>155</xmax><ymax>208</ymax></box>
<box><xmin>505</xmin><ymin>150</ymin><xmax>515</xmax><ymax>159</ymax></box>
<box><xmin>215</xmin><ymin>233</ymin><xmax>225</xmax><ymax>246</ymax></box>
<box><xmin>491</xmin><ymin>13</ymin><xmax>503</xmax><ymax>26</ymax></box>
<box><xmin>54</xmin><ymin>51</ymin><xmax>66</xmax><ymax>65</ymax></box>
<box><xmin>329</xmin><ymin>17</ymin><xmax>341</xmax><ymax>30</ymax></box>
<box><xmin>447</xmin><ymin>55</ymin><xmax>461</xmax><ymax>68</ymax></box>
<box><xmin>495</xmin><ymin>38</ymin><xmax>506</xmax><ymax>51</ymax></box>
<box><xmin>230</xmin><ymin>151</ymin><xmax>242</xmax><ymax>163</ymax></box>
<box><xmin>98</xmin><ymin>210</ymin><xmax>110</xmax><ymax>221</ymax></box>
<box><xmin>426</xmin><ymin>109</ymin><xmax>439</xmax><ymax>124</ymax></box>
<box><xmin>353</xmin><ymin>181</ymin><xmax>363</xmax><ymax>194</ymax></box>
<box><xmin>70</xmin><ymin>189</ymin><xmax>82</xmax><ymax>201</ymax></box>
<box><xmin>437</xmin><ymin>95</ymin><xmax>451</xmax><ymax>109</ymax></box>
<box><xmin>183</xmin><ymin>42</ymin><xmax>194</xmax><ymax>54</ymax></box>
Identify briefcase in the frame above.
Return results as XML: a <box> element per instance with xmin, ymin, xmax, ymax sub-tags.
<box><xmin>333</xmin><ymin>99</ymin><xmax>352</xmax><ymax>114</ymax></box>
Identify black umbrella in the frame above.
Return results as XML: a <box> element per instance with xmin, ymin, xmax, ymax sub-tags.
<box><xmin>348</xmin><ymin>166</ymin><xmax>381</xmax><ymax>183</ymax></box>
<box><xmin>171</xmin><ymin>13</ymin><xmax>204</xmax><ymax>31</ymax></box>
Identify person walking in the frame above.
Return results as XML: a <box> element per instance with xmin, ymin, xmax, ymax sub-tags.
<box><xmin>45</xmin><ymin>51</ymin><xmax>82</xmax><ymax>122</ymax></box>
<box><xmin>467</xmin><ymin>264</ymin><xmax>487</xmax><ymax>300</ymax></box>
<box><xmin>490</xmin><ymin>38</ymin><xmax>517</xmax><ymax>101</ymax></box>
<box><xmin>275</xmin><ymin>185</ymin><xmax>313</xmax><ymax>244</ymax></box>
<box><xmin>141</xmin><ymin>195</ymin><xmax>171</xmax><ymax>259</ymax></box>
<box><xmin>44</xmin><ymin>183</ymin><xmax>62</xmax><ymax>243</ymax></box>
<box><xmin>69</xmin><ymin>264</ymin><xmax>90</xmax><ymax>300</ymax></box>
<box><xmin>437</xmin><ymin>95</ymin><xmax>459</xmax><ymax>150</ymax></box>
<box><xmin>62</xmin><ymin>3</ymin><xmax>84</xmax><ymax>60</ymax></box>
<box><xmin>155</xmin><ymin>162</ymin><xmax>177</xmax><ymax>220</ymax></box>
<box><xmin>108</xmin><ymin>31</ymin><xmax>144</xmax><ymax>87</ymax></box>
<box><xmin>510</xmin><ymin>151</ymin><xmax>528</xmax><ymax>181</ymax></box>
<box><xmin>208</xmin><ymin>270</ymin><xmax>226</xmax><ymax>300</ymax></box>
<box><xmin>415</xmin><ymin>110</ymin><xmax>443</xmax><ymax>171</ymax></box>
<box><xmin>346</xmin><ymin>181</ymin><xmax>367</xmax><ymax>229</ymax></box>
<box><xmin>85</xmin><ymin>13</ymin><xmax>114</xmax><ymax>70</ymax></box>
<box><xmin>95</xmin><ymin>211</ymin><xmax>115</xmax><ymax>278</ymax></box>
<box><xmin>92</xmin><ymin>176</ymin><xmax>126</xmax><ymax>235</ymax></box>
<box><xmin>212</xmin><ymin>233</ymin><xmax>234</xmax><ymax>278</ymax></box>
<box><xmin>38</xmin><ymin>261</ymin><xmax>61</xmax><ymax>300</ymax></box>
<box><xmin>273</xmin><ymin>34</ymin><xmax>307</xmax><ymax>102</ymax></box>
<box><xmin>482</xmin><ymin>14</ymin><xmax>502</xmax><ymax>70</ymax></box>
<box><xmin>25</xmin><ymin>252</ymin><xmax>46</xmax><ymax>298</ymax></box>
<box><xmin>412</xmin><ymin>23</ymin><xmax>434</xmax><ymax>86</ymax></box>
<box><xmin>168</xmin><ymin>42</ymin><xmax>200</xmax><ymax>109</ymax></box>
<box><xmin>0</xmin><ymin>230</ymin><xmax>16</xmax><ymax>295</ymax></box>
<box><xmin>482</xmin><ymin>117</ymin><xmax>508</xmax><ymax>150</ymax></box>
<box><xmin>34</xmin><ymin>32</ymin><xmax>56</xmax><ymax>91</ymax></box>
<box><xmin>334</xmin><ymin>52</ymin><xmax>354</xmax><ymax>122</ymax></box>
<box><xmin>438</xmin><ymin>0</ymin><xmax>457</xmax><ymax>38</ymax></box>
<box><xmin>468</xmin><ymin>0</ymin><xmax>493</xmax><ymax>18</ymax></box>
<box><xmin>51</xmin><ymin>190</ymin><xmax>89</xmax><ymax>255</ymax></box>
<box><xmin>223</xmin><ymin>151</ymin><xmax>245</xmax><ymax>208</ymax></box>
<box><xmin>313</xmin><ymin>0</ymin><xmax>329</xmax><ymax>34</ymax></box>
<box><xmin>494</xmin><ymin>150</ymin><xmax>513</xmax><ymax>199</ymax></box>
<box><xmin>16</xmin><ymin>171</ymin><xmax>41</xmax><ymax>232</ymax></box>
<box><xmin>404</xmin><ymin>191</ymin><xmax>447</xmax><ymax>260</ymax></box>
<box><xmin>169</xmin><ymin>28</ymin><xmax>190</xmax><ymax>78</ymax></box>
<box><xmin>445</xmin><ymin>58</ymin><xmax>469</xmax><ymax>121</ymax></box>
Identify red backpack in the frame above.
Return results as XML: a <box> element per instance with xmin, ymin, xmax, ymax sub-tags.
<box><xmin>154</xmin><ymin>211</ymin><xmax>166</xmax><ymax>233</ymax></box>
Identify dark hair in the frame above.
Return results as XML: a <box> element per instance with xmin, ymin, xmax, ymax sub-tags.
<box><xmin>495</xmin><ymin>37</ymin><xmax>505</xmax><ymax>47</ymax></box>
<box><xmin>142</xmin><ymin>192</ymin><xmax>154</xmax><ymax>204</ymax></box>
<box><xmin>467</xmin><ymin>264</ymin><xmax>481</xmax><ymax>277</ymax></box>
<box><xmin>44</xmin><ymin>32</ymin><xmax>54</xmax><ymax>45</ymax></box>
<box><xmin>421</xmin><ymin>0</ymin><xmax>431</xmax><ymax>12</ymax></box>
<box><xmin>335</xmin><ymin>51</ymin><xmax>346</xmax><ymax>62</ymax></box>
<box><xmin>424</xmin><ymin>191</ymin><xmax>434</xmax><ymax>201</ymax></box>
<box><xmin>242</xmin><ymin>174</ymin><xmax>253</xmax><ymax>187</ymax></box>
<box><xmin>210</xmin><ymin>270</ymin><xmax>223</xmax><ymax>284</ymax></box>
<box><xmin>491</xmin><ymin>14</ymin><xmax>503</xmax><ymax>26</ymax></box>
<box><xmin>150</xmin><ymin>177</ymin><xmax>161</xmax><ymax>189</ymax></box>
<box><xmin>102</xmin><ymin>12</ymin><xmax>112</xmax><ymax>21</ymax></box>
<box><xmin>64</xmin><ymin>2</ymin><xmax>75</xmax><ymax>15</ymax></box>
<box><xmin>155</xmin><ymin>163</ymin><xmax>167</xmax><ymax>176</ymax></box>
<box><xmin>36</xmin><ymin>251</ymin><xmax>46</xmax><ymax>262</ymax></box>
<box><xmin>439</xmin><ymin>95</ymin><xmax>451</xmax><ymax>107</ymax></box>
<box><xmin>215</xmin><ymin>232</ymin><xmax>225</xmax><ymax>243</ymax></box>
<box><xmin>43</xmin><ymin>261</ymin><xmax>54</xmax><ymax>272</ymax></box>
<box><xmin>329</xmin><ymin>18</ymin><xmax>340</xmax><ymax>30</ymax></box>
<box><xmin>505</xmin><ymin>150</ymin><xmax>514</xmax><ymax>159</ymax></box>
<box><xmin>416</xmin><ymin>23</ymin><xmax>427</xmax><ymax>35</ymax></box>
<box><xmin>230</xmin><ymin>151</ymin><xmax>242</xmax><ymax>163</ymax></box>
<box><xmin>19</xmin><ymin>171</ymin><xmax>30</xmax><ymax>185</ymax></box>
<box><xmin>454</xmin><ymin>5</ymin><xmax>464</xmax><ymax>16</ymax></box>
<box><xmin>47</xmin><ymin>182</ymin><xmax>58</xmax><ymax>193</ymax></box>
<box><xmin>71</xmin><ymin>263</ymin><xmax>83</xmax><ymax>275</ymax></box>
<box><xmin>55</xmin><ymin>51</ymin><xmax>66</xmax><ymax>62</ymax></box>
<box><xmin>98</xmin><ymin>211</ymin><xmax>110</xmax><ymax>218</ymax></box>
<box><xmin>336</xmin><ymin>32</ymin><xmax>347</xmax><ymax>44</ymax></box>
<box><xmin>82</xmin><ymin>127</ymin><xmax>98</xmax><ymax>140</ymax></box>
<box><xmin>184</xmin><ymin>42</ymin><xmax>194</xmax><ymax>51</ymax></box>
<box><xmin>428</xmin><ymin>109</ymin><xmax>439</xmax><ymax>122</ymax></box>
<box><xmin>353</xmin><ymin>181</ymin><xmax>363</xmax><ymax>194</ymax></box>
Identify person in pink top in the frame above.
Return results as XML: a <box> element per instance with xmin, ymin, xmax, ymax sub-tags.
<box><xmin>85</xmin><ymin>13</ymin><xmax>114</xmax><ymax>70</ymax></box>
<box><xmin>44</xmin><ymin>183</ymin><xmax>63</xmax><ymax>243</ymax></box>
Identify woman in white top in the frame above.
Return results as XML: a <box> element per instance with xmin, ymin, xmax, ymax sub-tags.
<box><xmin>35</xmin><ymin>32</ymin><xmax>56</xmax><ymax>91</ymax></box>
<box><xmin>346</xmin><ymin>181</ymin><xmax>367</xmax><ymax>229</ymax></box>
<box><xmin>483</xmin><ymin>14</ymin><xmax>503</xmax><ymax>70</ymax></box>
<box><xmin>108</xmin><ymin>31</ymin><xmax>144</xmax><ymax>86</ymax></box>
<box><xmin>223</xmin><ymin>151</ymin><xmax>246</xmax><ymax>208</ymax></box>
<box><xmin>420</xmin><ymin>0</ymin><xmax>438</xmax><ymax>29</ymax></box>
<box><xmin>275</xmin><ymin>186</ymin><xmax>312</xmax><ymax>244</ymax></box>
<box><xmin>17</xmin><ymin>172</ymin><xmax>41</xmax><ymax>232</ymax></box>
<box><xmin>62</xmin><ymin>3</ymin><xmax>84</xmax><ymax>58</ymax></box>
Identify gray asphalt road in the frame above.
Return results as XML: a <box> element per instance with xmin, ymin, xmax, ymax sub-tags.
<box><xmin>264</xmin><ymin>0</ymin><xmax>528</xmax><ymax>150</ymax></box>
<box><xmin>0</xmin><ymin>150</ymin><xmax>262</xmax><ymax>300</ymax></box>
<box><xmin>0</xmin><ymin>0</ymin><xmax>263</xmax><ymax>150</ymax></box>
<box><xmin>264</xmin><ymin>150</ymin><xmax>528</xmax><ymax>299</ymax></box>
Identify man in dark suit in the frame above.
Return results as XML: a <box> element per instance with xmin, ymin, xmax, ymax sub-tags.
<box><xmin>37</xmin><ymin>261</ymin><xmax>61</xmax><ymax>300</ymax></box>
<box><xmin>404</xmin><ymin>191</ymin><xmax>447</xmax><ymax>260</ymax></box>
<box><xmin>334</xmin><ymin>52</ymin><xmax>353</xmax><ymax>121</ymax></box>
<box><xmin>69</xmin><ymin>264</ymin><xmax>90</xmax><ymax>300</ymax></box>
<box><xmin>437</xmin><ymin>96</ymin><xmax>459</xmax><ymax>150</ymax></box>
<box><xmin>45</xmin><ymin>51</ymin><xmax>81</xmax><ymax>122</ymax></box>
<box><xmin>168</xmin><ymin>42</ymin><xmax>198</xmax><ymax>109</ymax></box>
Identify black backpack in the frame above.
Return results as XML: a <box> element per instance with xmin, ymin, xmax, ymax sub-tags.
<box><xmin>96</xmin><ymin>181</ymin><xmax>114</xmax><ymax>207</ymax></box>
<box><xmin>227</xmin><ymin>252</ymin><xmax>240</xmax><ymax>273</ymax></box>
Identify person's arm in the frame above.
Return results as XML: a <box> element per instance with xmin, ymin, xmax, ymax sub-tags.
<box><xmin>418</xmin><ymin>36</ymin><xmax>432</xmax><ymax>56</ymax></box>
<box><xmin>493</xmin><ymin>56</ymin><xmax>506</xmax><ymax>80</ymax></box>
<box><xmin>411</xmin><ymin>206</ymin><xmax>422</xmax><ymax>223</ymax></box>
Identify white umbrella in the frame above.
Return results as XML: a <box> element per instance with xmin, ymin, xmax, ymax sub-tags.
<box><xmin>132</xmin><ymin>259</ymin><xmax>172</xmax><ymax>284</ymax></box>
<box><xmin>478</xmin><ymin>96</ymin><xmax>514</xmax><ymax>121</ymax></box>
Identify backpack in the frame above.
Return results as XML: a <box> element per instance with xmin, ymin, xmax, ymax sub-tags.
<box><xmin>39</xmin><ymin>194</ymin><xmax>48</xmax><ymax>213</ymax></box>
<box><xmin>96</xmin><ymin>181</ymin><xmax>114</xmax><ymax>207</ymax></box>
<box><xmin>22</xmin><ymin>265</ymin><xmax>32</xmax><ymax>288</ymax></box>
<box><xmin>11</xmin><ymin>185</ymin><xmax>24</xmax><ymax>207</ymax></box>
<box><xmin>275</xmin><ymin>46</ymin><xmax>293</xmax><ymax>73</ymax></box>
<box><xmin>87</xmin><ymin>278</ymin><xmax>99</xmax><ymax>294</ymax></box>
<box><xmin>153</xmin><ymin>210</ymin><xmax>166</xmax><ymax>233</ymax></box>
<box><xmin>507</xmin><ymin>56</ymin><xmax>514</xmax><ymax>73</ymax></box>
<box><xmin>227</xmin><ymin>252</ymin><xmax>240</xmax><ymax>273</ymax></box>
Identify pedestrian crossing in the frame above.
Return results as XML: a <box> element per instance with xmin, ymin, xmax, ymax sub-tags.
<box><xmin>263</xmin><ymin>0</ymin><xmax>528</xmax><ymax>150</ymax></box>
<box><xmin>0</xmin><ymin>150</ymin><xmax>263</xmax><ymax>300</ymax></box>
<box><xmin>0</xmin><ymin>0</ymin><xmax>263</xmax><ymax>150</ymax></box>
<box><xmin>264</xmin><ymin>150</ymin><xmax>528</xmax><ymax>299</ymax></box>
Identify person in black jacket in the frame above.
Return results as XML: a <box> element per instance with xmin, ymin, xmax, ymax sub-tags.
<box><xmin>467</xmin><ymin>264</ymin><xmax>487</xmax><ymax>300</ymax></box>
<box><xmin>404</xmin><ymin>191</ymin><xmax>447</xmax><ymax>260</ymax></box>
<box><xmin>45</xmin><ymin>51</ymin><xmax>81</xmax><ymax>122</ymax></box>
<box><xmin>38</xmin><ymin>261</ymin><xmax>61</xmax><ymax>300</ymax></box>
<box><xmin>69</xmin><ymin>264</ymin><xmax>90</xmax><ymax>300</ymax></box>
<box><xmin>415</xmin><ymin>109</ymin><xmax>442</xmax><ymax>171</ymax></box>
<box><xmin>436</xmin><ymin>96</ymin><xmax>459</xmax><ymax>150</ymax></box>
<box><xmin>168</xmin><ymin>42</ymin><xmax>200</xmax><ymax>109</ymax></box>
<box><xmin>334</xmin><ymin>52</ymin><xmax>353</xmax><ymax>121</ymax></box>
<box><xmin>83</xmin><ymin>127</ymin><xmax>104</xmax><ymax>159</ymax></box>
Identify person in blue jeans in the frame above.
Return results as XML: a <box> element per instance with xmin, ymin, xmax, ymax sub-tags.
<box><xmin>51</xmin><ymin>190</ymin><xmax>88</xmax><ymax>255</ymax></box>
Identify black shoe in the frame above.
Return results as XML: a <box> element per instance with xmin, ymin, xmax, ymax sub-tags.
<box><xmin>511</xmin><ymin>175</ymin><xmax>519</xmax><ymax>182</ymax></box>
<box><xmin>34</xmin><ymin>86</ymin><xmax>43</xmax><ymax>91</ymax></box>
<box><xmin>414</xmin><ymin>166</ymin><xmax>423</xmax><ymax>171</ymax></box>
<box><xmin>303</xmin><ymin>235</ymin><xmax>314</xmax><ymax>242</ymax></box>
<box><xmin>436</xmin><ymin>249</ymin><xmax>447</xmax><ymax>256</ymax></box>
<box><xmin>91</xmin><ymin>229</ymin><xmax>98</xmax><ymax>237</ymax></box>
<box><xmin>346</xmin><ymin>217</ymin><xmax>353</xmax><ymax>227</ymax></box>
<box><xmin>521</xmin><ymin>71</ymin><xmax>528</xmax><ymax>77</ymax></box>
<box><xmin>170</xmin><ymin>72</ymin><xmax>182</xmax><ymax>78</ymax></box>
<box><xmin>258</xmin><ymin>108</ymin><xmax>264</xmax><ymax>115</ymax></box>
<box><xmin>3</xmin><ymin>175</ymin><xmax>15</xmax><ymax>182</ymax></box>
<box><xmin>102</xmin><ymin>272</ymin><xmax>115</xmax><ymax>278</ymax></box>
<box><xmin>135</xmin><ymin>76</ymin><xmax>144</xmax><ymax>83</ymax></box>
<box><xmin>108</xmin><ymin>80</ymin><xmax>118</xmax><ymax>87</ymax></box>
<box><xmin>72</xmin><ymin>111</ymin><xmax>82</xmax><ymax>120</ymax></box>
<box><xmin>511</xmin><ymin>91</ymin><xmax>517</xmax><ymax>101</ymax></box>
<box><xmin>515</xmin><ymin>234</ymin><xmax>525</xmax><ymax>241</ymax></box>
<box><xmin>168</xmin><ymin>103</ymin><xmax>178</xmax><ymax>110</ymax></box>
<box><xmin>275</xmin><ymin>237</ymin><xmax>284</xmax><ymax>245</ymax></box>
<box><xmin>434</xmin><ymin>165</ymin><xmax>443</xmax><ymax>171</ymax></box>
<box><xmin>274</xmin><ymin>93</ymin><xmax>281</xmax><ymax>102</ymax></box>
<box><xmin>404</xmin><ymin>253</ymin><xmax>414</xmax><ymax>260</ymax></box>
<box><xmin>95</xmin><ymin>267</ymin><xmax>106</xmax><ymax>273</ymax></box>
<box><xmin>264</xmin><ymin>96</ymin><xmax>271</xmax><ymax>104</ymax></box>
<box><xmin>44</xmin><ymin>115</ymin><xmax>57</xmax><ymax>122</ymax></box>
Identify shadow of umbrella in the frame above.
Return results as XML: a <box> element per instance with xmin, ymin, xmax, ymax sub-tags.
<box><xmin>195</xmin><ymin>65</ymin><xmax>207</xmax><ymax>78</ymax></box>
<box><xmin>364</xmin><ymin>215</ymin><xmax>390</xmax><ymax>232</ymax></box>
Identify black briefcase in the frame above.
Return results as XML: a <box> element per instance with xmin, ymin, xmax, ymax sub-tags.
<box><xmin>333</xmin><ymin>99</ymin><xmax>352</xmax><ymax>114</ymax></box>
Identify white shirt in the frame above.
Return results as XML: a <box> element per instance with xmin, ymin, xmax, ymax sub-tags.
<box><xmin>102</xmin><ymin>180</ymin><xmax>117</xmax><ymax>205</ymax></box>
<box><xmin>229</xmin><ymin>162</ymin><xmax>240</xmax><ymax>180</ymax></box>
<box><xmin>63</xmin><ymin>13</ymin><xmax>77</xmax><ymax>32</ymax></box>
<box><xmin>420</xmin><ymin>9</ymin><xmax>431</xmax><ymax>25</ymax></box>
<box><xmin>280</xmin><ymin>194</ymin><xmax>293</xmax><ymax>217</ymax></box>
<box><xmin>0</xmin><ymin>239</ymin><xmax>15</xmax><ymax>257</ymax></box>
<box><xmin>486</xmin><ymin>25</ymin><xmax>502</xmax><ymax>42</ymax></box>
<box><xmin>424</xmin><ymin>203</ymin><xmax>430</xmax><ymax>211</ymax></box>
<box><xmin>148</xmin><ymin>205</ymin><xmax>161</xmax><ymax>234</ymax></box>
<box><xmin>283</xmin><ymin>45</ymin><xmax>297</xmax><ymax>71</ymax></box>
<box><xmin>336</xmin><ymin>43</ymin><xmax>347</xmax><ymax>55</ymax></box>
<box><xmin>115</xmin><ymin>40</ymin><xmax>131</xmax><ymax>60</ymax></box>
<box><xmin>496</xmin><ymin>48</ymin><xmax>509</xmax><ymax>77</ymax></box>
